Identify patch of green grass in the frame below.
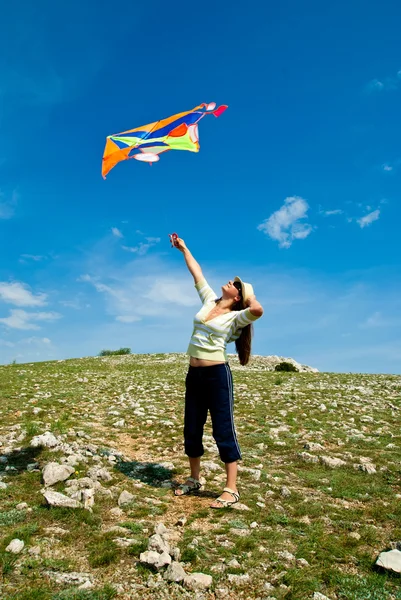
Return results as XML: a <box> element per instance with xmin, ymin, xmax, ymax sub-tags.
<box><xmin>3</xmin><ymin>588</ymin><xmax>52</xmax><ymax>600</ymax></box>
<box><xmin>3</xmin><ymin>523</ymin><xmax>39</xmax><ymax>548</ymax></box>
<box><xmin>37</xmin><ymin>506</ymin><xmax>102</xmax><ymax>529</ymax></box>
<box><xmin>127</xmin><ymin>539</ymin><xmax>148</xmax><ymax>557</ymax></box>
<box><xmin>24</xmin><ymin>420</ymin><xmax>41</xmax><ymax>437</ymax></box>
<box><xmin>52</xmin><ymin>585</ymin><xmax>117</xmax><ymax>600</ymax></box>
<box><xmin>334</xmin><ymin>573</ymin><xmax>396</xmax><ymax>599</ymax></box>
<box><xmin>87</xmin><ymin>536</ymin><xmax>120</xmax><ymax>568</ymax></box>
<box><xmin>180</xmin><ymin>547</ymin><xmax>198</xmax><ymax>563</ymax></box>
<box><xmin>0</xmin><ymin>509</ymin><xmax>26</xmax><ymax>526</ymax></box>
<box><xmin>228</xmin><ymin>519</ymin><xmax>248</xmax><ymax>529</ymax></box>
<box><xmin>118</xmin><ymin>521</ymin><xmax>143</xmax><ymax>533</ymax></box>
<box><xmin>0</xmin><ymin>550</ymin><xmax>18</xmax><ymax>581</ymax></box>
<box><xmin>234</xmin><ymin>536</ymin><xmax>256</xmax><ymax>553</ymax></box>
<box><xmin>41</xmin><ymin>557</ymin><xmax>76</xmax><ymax>572</ymax></box>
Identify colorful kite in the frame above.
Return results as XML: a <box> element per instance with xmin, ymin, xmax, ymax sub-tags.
<box><xmin>102</xmin><ymin>102</ymin><xmax>228</xmax><ymax>178</ymax></box>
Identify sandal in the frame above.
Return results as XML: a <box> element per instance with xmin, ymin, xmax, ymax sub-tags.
<box><xmin>174</xmin><ymin>477</ymin><xmax>202</xmax><ymax>496</ymax></box>
<box><xmin>210</xmin><ymin>487</ymin><xmax>240</xmax><ymax>509</ymax></box>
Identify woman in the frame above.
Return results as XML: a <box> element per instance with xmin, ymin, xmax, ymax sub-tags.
<box><xmin>174</xmin><ymin>237</ymin><xmax>263</xmax><ymax>508</ymax></box>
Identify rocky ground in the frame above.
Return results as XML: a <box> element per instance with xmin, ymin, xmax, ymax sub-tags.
<box><xmin>0</xmin><ymin>353</ymin><xmax>400</xmax><ymax>600</ymax></box>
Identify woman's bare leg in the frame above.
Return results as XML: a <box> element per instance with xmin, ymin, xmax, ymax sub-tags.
<box><xmin>175</xmin><ymin>456</ymin><xmax>201</xmax><ymax>496</ymax></box>
<box><xmin>210</xmin><ymin>460</ymin><xmax>238</xmax><ymax>506</ymax></box>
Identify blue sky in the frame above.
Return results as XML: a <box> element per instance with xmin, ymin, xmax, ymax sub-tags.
<box><xmin>0</xmin><ymin>0</ymin><xmax>400</xmax><ymax>373</ymax></box>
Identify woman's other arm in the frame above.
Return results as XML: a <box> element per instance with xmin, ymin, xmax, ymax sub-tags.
<box><xmin>175</xmin><ymin>238</ymin><xmax>203</xmax><ymax>284</ymax></box>
<box><xmin>246</xmin><ymin>294</ymin><xmax>264</xmax><ymax>317</ymax></box>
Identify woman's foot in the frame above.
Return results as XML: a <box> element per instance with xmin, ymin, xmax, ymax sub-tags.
<box><xmin>210</xmin><ymin>487</ymin><xmax>240</xmax><ymax>508</ymax></box>
<box><xmin>174</xmin><ymin>476</ymin><xmax>202</xmax><ymax>496</ymax></box>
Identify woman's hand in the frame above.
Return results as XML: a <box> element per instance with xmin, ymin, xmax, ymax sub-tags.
<box><xmin>246</xmin><ymin>294</ymin><xmax>256</xmax><ymax>307</ymax></box>
<box><xmin>175</xmin><ymin>237</ymin><xmax>187</xmax><ymax>253</ymax></box>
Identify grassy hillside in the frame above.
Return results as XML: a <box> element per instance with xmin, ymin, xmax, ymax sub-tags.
<box><xmin>0</xmin><ymin>353</ymin><xmax>400</xmax><ymax>600</ymax></box>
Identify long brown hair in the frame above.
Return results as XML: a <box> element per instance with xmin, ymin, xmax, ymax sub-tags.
<box><xmin>216</xmin><ymin>283</ymin><xmax>253</xmax><ymax>366</ymax></box>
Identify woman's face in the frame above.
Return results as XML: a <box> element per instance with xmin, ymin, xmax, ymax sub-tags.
<box><xmin>221</xmin><ymin>280</ymin><xmax>241</xmax><ymax>302</ymax></box>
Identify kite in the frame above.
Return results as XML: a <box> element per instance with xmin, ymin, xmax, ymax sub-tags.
<box><xmin>102</xmin><ymin>102</ymin><xmax>228</xmax><ymax>178</ymax></box>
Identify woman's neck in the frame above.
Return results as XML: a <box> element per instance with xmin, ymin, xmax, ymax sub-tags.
<box><xmin>216</xmin><ymin>298</ymin><xmax>235</xmax><ymax>310</ymax></box>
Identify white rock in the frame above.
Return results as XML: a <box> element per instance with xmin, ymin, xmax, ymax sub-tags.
<box><xmin>313</xmin><ymin>593</ymin><xmax>332</xmax><ymax>600</ymax></box>
<box><xmin>87</xmin><ymin>467</ymin><xmax>112</xmax><ymax>482</ymax></box>
<box><xmin>227</xmin><ymin>558</ymin><xmax>241</xmax><ymax>568</ymax></box>
<box><xmin>231</xmin><ymin>502</ymin><xmax>250</xmax><ymax>511</ymax></box>
<box><xmin>0</xmin><ymin>482</ymin><xmax>8</xmax><ymax>489</ymax></box>
<box><xmin>277</xmin><ymin>550</ymin><xmax>296</xmax><ymax>563</ymax></box>
<box><xmin>45</xmin><ymin>527</ymin><xmax>69</xmax><ymax>536</ymax></box>
<box><xmin>319</xmin><ymin>456</ymin><xmax>346</xmax><ymax>469</ymax></box>
<box><xmin>16</xmin><ymin>502</ymin><xmax>28</xmax><ymax>510</ymax></box>
<box><xmin>298</xmin><ymin>452</ymin><xmax>319</xmax><ymax>464</ymax></box>
<box><xmin>140</xmin><ymin>550</ymin><xmax>171</xmax><ymax>569</ymax></box>
<box><xmin>45</xmin><ymin>571</ymin><xmax>92</xmax><ymax>585</ymax></box>
<box><xmin>42</xmin><ymin>490</ymin><xmax>81</xmax><ymax>508</ymax></box>
<box><xmin>6</xmin><ymin>539</ymin><xmax>24</xmax><ymax>554</ymax></box>
<box><xmin>42</xmin><ymin>463</ymin><xmax>75</xmax><ymax>486</ymax></box>
<box><xmin>30</xmin><ymin>431</ymin><xmax>58</xmax><ymax>448</ymax></box>
<box><xmin>303</xmin><ymin>442</ymin><xmax>324</xmax><ymax>451</ymax></box>
<box><xmin>319</xmin><ymin>404</ymin><xmax>327</xmax><ymax>411</ymax></box>
<box><xmin>280</xmin><ymin>486</ymin><xmax>291</xmax><ymax>497</ymax></box>
<box><xmin>227</xmin><ymin>573</ymin><xmax>250</xmax><ymax>586</ymax></box>
<box><xmin>164</xmin><ymin>561</ymin><xmax>187</xmax><ymax>582</ymax></box>
<box><xmin>154</xmin><ymin>523</ymin><xmax>167</xmax><ymax>536</ymax></box>
<box><xmin>183</xmin><ymin>573</ymin><xmax>213</xmax><ymax>591</ymax></box>
<box><xmin>355</xmin><ymin>463</ymin><xmax>377</xmax><ymax>474</ymax></box>
<box><xmin>297</xmin><ymin>558</ymin><xmax>310</xmax><ymax>567</ymax></box>
<box><xmin>202</xmin><ymin>461</ymin><xmax>222</xmax><ymax>472</ymax></box>
<box><xmin>148</xmin><ymin>533</ymin><xmax>170</xmax><ymax>555</ymax></box>
<box><xmin>28</xmin><ymin>546</ymin><xmax>41</xmax><ymax>555</ymax></box>
<box><xmin>118</xmin><ymin>490</ymin><xmax>134</xmax><ymax>506</ymax></box>
<box><xmin>238</xmin><ymin>466</ymin><xmax>261</xmax><ymax>480</ymax></box>
<box><xmin>113</xmin><ymin>419</ymin><xmax>125</xmax><ymax>428</ymax></box>
<box><xmin>113</xmin><ymin>538</ymin><xmax>138</xmax><ymax>548</ymax></box>
<box><xmin>78</xmin><ymin>580</ymin><xmax>94</xmax><ymax>590</ymax></box>
<box><xmin>375</xmin><ymin>549</ymin><xmax>401</xmax><ymax>573</ymax></box>
<box><xmin>109</xmin><ymin>507</ymin><xmax>124</xmax><ymax>517</ymax></box>
<box><xmin>82</xmin><ymin>488</ymin><xmax>95</xmax><ymax>509</ymax></box>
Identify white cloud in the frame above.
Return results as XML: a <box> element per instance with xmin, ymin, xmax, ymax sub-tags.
<box><xmin>0</xmin><ymin>338</ymin><xmax>15</xmax><ymax>347</ymax></box>
<box><xmin>360</xmin><ymin>311</ymin><xmax>383</xmax><ymax>328</ymax></box>
<box><xmin>0</xmin><ymin>309</ymin><xmax>61</xmax><ymax>330</ymax></box>
<box><xmin>122</xmin><ymin>238</ymin><xmax>160</xmax><ymax>256</ymax></box>
<box><xmin>143</xmin><ymin>279</ymin><xmax>200</xmax><ymax>307</ymax></box>
<box><xmin>79</xmin><ymin>266</ymin><xmax>199</xmax><ymax>323</ymax></box>
<box><xmin>382</xmin><ymin>164</ymin><xmax>393</xmax><ymax>172</ymax></box>
<box><xmin>359</xmin><ymin>311</ymin><xmax>401</xmax><ymax>329</ymax></box>
<box><xmin>19</xmin><ymin>254</ymin><xmax>45</xmax><ymax>262</ymax></box>
<box><xmin>21</xmin><ymin>336</ymin><xmax>52</xmax><ymax>344</ymax></box>
<box><xmin>116</xmin><ymin>315</ymin><xmax>141</xmax><ymax>323</ymax></box>
<box><xmin>357</xmin><ymin>209</ymin><xmax>380</xmax><ymax>228</ymax></box>
<box><xmin>366</xmin><ymin>70</ymin><xmax>401</xmax><ymax>93</ymax></box>
<box><xmin>0</xmin><ymin>189</ymin><xmax>18</xmax><ymax>219</ymax></box>
<box><xmin>366</xmin><ymin>78</ymin><xmax>385</xmax><ymax>92</ymax></box>
<box><xmin>323</xmin><ymin>209</ymin><xmax>343</xmax><ymax>216</ymax></box>
<box><xmin>257</xmin><ymin>196</ymin><xmax>313</xmax><ymax>248</ymax></box>
<box><xmin>111</xmin><ymin>227</ymin><xmax>123</xmax><ymax>238</ymax></box>
<box><xmin>0</xmin><ymin>281</ymin><xmax>47</xmax><ymax>307</ymax></box>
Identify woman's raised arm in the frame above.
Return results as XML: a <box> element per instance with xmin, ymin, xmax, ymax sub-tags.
<box><xmin>175</xmin><ymin>237</ymin><xmax>204</xmax><ymax>284</ymax></box>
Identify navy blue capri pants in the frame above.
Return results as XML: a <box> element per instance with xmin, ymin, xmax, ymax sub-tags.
<box><xmin>184</xmin><ymin>363</ymin><xmax>242</xmax><ymax>464</ymax></box>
